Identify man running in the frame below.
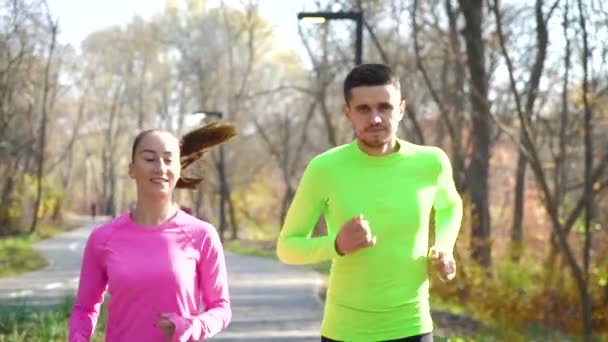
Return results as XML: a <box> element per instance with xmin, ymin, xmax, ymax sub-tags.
<box><xmin>276</xmin><ymin>63</ymin><xmax>463</xmax><ymax>342</ymax></box>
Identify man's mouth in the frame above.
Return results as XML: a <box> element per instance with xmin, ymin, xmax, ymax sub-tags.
<box><xmin>150</xmin><ymin>178</ymin><xmax>169</xmax><ymax>184</ymax></box>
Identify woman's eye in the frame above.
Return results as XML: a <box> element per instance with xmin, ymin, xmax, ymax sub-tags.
<box><xmin>145</xmin><ymin>158</ymin><xmax>155</xmax><ymax>162</ymax></box>
<box><xmin>164</xmin><ymin>159</ymin><xmax>172</xmax><ymax>164</ymax></box>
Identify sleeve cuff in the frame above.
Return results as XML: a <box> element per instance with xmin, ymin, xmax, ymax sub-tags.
<box><xmin>432</xmin><ymin>243</ymin><xmax>454</xmax><ymax>256</ymax></box>
<box><xmin>327</xmin><ymin>234</ymin><xmax>340</xmax><ymax>258</ymax></box>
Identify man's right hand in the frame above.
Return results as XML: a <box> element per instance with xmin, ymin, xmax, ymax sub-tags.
<box><xmin>335</xmin><ymin>214</ymin><xmax>376</xmax><ymax>255</ymax></box>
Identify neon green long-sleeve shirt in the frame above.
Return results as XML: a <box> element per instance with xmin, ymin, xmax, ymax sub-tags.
<box><xmin>276</xmin><ymin>139</ymin><xmax>462</xmax><ymax>341</ymax></box>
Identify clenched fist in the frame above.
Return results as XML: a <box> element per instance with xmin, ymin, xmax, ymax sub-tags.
<box><xmin>335</xmin><ymin>214</ymin><xmax>377</xmax><ymax>255</ymax></box>
<box><xmin>429</xmin><ymin>246</ymin><xmax>456</xmax><ymax>281</ymax></box>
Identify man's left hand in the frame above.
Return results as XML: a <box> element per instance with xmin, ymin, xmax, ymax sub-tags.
<box><xmin>429</xmin><ymin>247</ymin><xmax>456</xmax><ymax>281</ymax></box>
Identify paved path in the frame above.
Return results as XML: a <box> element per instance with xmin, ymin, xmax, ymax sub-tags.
<box><xmin>216</xmin><ymin>254</ymin><xmax>324</xmax><ymax>341</ymax></box>
<box><xmin>0</xmin><ymin>218</ymin><xmax>324</xmax><ymax>341</ymax></box>
<box><xmin>0</xmin><ymin>217</ymin><xmax>98</xmax><ymax>307</ymax></box>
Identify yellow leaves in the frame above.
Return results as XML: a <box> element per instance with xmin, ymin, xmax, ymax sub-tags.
<box><xmin>230</xmin><ymin>169</ymin><xmax>280</xmax><ymax>231</ymax></box>
<box><xmin>570</xmin><ymin>87</ymin><xmax>607</xmax><ymax>115</ymax></box>
<box><xmin>431</xmin><ymin>250</ymin><xmax>608</xmax><ymax>337</ymax></box>
<box><xmin>592</xmin><ymin>266</ymin><xmax>608</xmax><ymax>287</ymax></box>
<box><xmin>269</xmin><ymin>51</ymin><xmax>304</xmax><ymax>74</ymax></box>
<box><xmin>186</xmin><ymin>0</ymin><xmax>206</xmax><ymax>16</ymax></box>
<box><xmin>0</xmin><ymin>173</ymin><xmax>63</xmax><ymax>232</ymax></box>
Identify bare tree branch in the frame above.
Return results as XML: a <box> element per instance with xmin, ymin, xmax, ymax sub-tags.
<box><xmin>412</xmin><ymin>0</ymin><xmax>458</xmax><ymax>144</ymax></box>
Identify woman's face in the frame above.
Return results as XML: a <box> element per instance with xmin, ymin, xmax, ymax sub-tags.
<box><xmin>129</xmin><ymin>131</ymin><xmax>181</xmax><ymax>201</ymax></box>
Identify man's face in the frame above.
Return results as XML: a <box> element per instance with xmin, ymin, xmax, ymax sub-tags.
<box><xmin>344</xmin><ymin>84</ymin><xmax>405</xmax><ymax>150</ymax></box>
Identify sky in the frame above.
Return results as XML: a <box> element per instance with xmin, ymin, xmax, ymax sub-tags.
<box><xmin>46</xmin><ymin>0</ymin><xmax>318</xmax><ymax>55</ymax></box>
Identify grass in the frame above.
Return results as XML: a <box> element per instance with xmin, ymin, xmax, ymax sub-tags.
<box><xmin>0</xmin><ymin>221</ymin><xmax>76</xmax><ymax>278</ymax></box>
<box><xmin>0</xmin><ymin>296</ymin><xmax>107</xmax><ymax>341</ymax></box>
<box><xmin>223</xmin><ymin>239</ymin><xmax>276</xmax><ymax>259</ymax></box>
<box><xmin>0</xmin><ymin>235</ymin><xmax>48</xmax><ymax>278</ymax></box>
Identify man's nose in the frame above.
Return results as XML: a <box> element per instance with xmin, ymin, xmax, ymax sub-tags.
<box><xmin>369</xmin><ymin>111</ymin><xmax>382</xmax><ymax>124</ymax></box>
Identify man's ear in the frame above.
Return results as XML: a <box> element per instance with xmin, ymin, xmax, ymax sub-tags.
<box><xmin>343</xmin><ymin>103</ymin><xmax>351</xmax><ymax>120</ymax></box>
<box><xmin>399</xmin><ymin>100</ymin><xmax>407</xmax><ymax>119</ymax></box>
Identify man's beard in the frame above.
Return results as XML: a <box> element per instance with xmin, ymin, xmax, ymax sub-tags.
<box><xmin>358</xmin><ymin>132</ymin><xmax>390</xmax><ymax>149</ymax></box>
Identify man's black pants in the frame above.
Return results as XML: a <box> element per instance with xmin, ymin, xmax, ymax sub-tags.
<box><xmin>321</xmin><ymin>332</ymin><xmax>433</xmax><ymax>342</ymax></box>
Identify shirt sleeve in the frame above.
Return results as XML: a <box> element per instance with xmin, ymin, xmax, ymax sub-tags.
<box><xmin>168</xmin><ymin>227</ymin><xmax>231</xmax><ymax>341</ymax></box>
<box><xmin>433</xmin><ymin>149</ymin><xmax>463</xmax><ymax>254</ymax></box>
<box><xmin>68</xmin><ymin>229</ymin><xmax>108</xmax><ymax>342</ymax></box>
<box><xmin>276</xmin><ymin>158</ymin><xmax>339</xmax><ymax>265</ymax></box>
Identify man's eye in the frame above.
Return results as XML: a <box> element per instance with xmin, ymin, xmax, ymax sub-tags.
<box><xmin>145</xmin><ymin>158</ymin><xmax>155</xmax><ymax>162</ymax></box>
<box><xmin>164</xmin><ymin>159</ymin><xmax>172</xmax><ymax>164</ymax></box>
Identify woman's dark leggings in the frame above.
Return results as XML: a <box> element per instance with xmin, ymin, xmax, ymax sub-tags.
<box><xmin>321</xmin><ymin>332</ymin><xmax>433</xmax><ymax>342</ymax></box>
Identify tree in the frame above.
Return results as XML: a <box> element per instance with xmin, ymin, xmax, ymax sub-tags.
<box><xmin>30</xmin><ymin>7</ymin><xmax>58</xmax><ymax>233</ymax></box>
<box><xmin>492</xmin><ymin>0</ymin><xmax>608</xmax><ymax>337</ymax></box>
<box><xmin>0</xmin><ymin>0</ymin><xmax>63</xmax><ymax>232</ymax></box>
<box><xmin>458</xmin><ymin>0</ymin><xmax>492</xmax><ymax>267</ymax></box>
<box><xmin>496</xmin><ymin>0</ymin><xmax>554</xmax><ymax>261</ymax></box>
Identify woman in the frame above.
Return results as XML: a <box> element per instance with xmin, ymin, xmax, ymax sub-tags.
<box><xmin>69</xmin><ymin>123</ymin><xmax>236</xmax><ymax>341</ymax></box>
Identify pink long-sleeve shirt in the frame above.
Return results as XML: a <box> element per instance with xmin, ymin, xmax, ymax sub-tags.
<box><xmin>69</xmin><ymin>210</ymin><xmax>231</xmax><ymax>342</ymax></box>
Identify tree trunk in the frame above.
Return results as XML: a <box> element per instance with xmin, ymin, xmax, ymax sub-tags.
<box><xmin>0</xmin><ymin>174</ymin><xmax>15</xmax><ymax>234</ymax></box>
<box><xmin>578</xmin><ymin>0</ymin><xmax>593</xmax><ymax>338</ymax></box>
<box><xmin>101</xmin><ymin>149</ymin><xmax>109</xmax><ymax>215</ymax></box>
<box><xmin>446</xmin><ymin>0</ymin><xmax>467</xmax><ymax>192</ymax></box>
<box><xmin>216</xmin><ymin>148</ymin><xmax>227</xmax><ymax>242</ymax></box>
<box><xmin>458</xmin><ymin>0</ymin><xmax>492</xmax><ymax>267</ymax></box>
<box><xmin>510</xmin><ymin>0</ymin><xmax>549</xmax><ymax>261</ymax></box>
<box><xmin>107</xmin><ymin>164</ymin><xmax>117</xmax><ymax>218</ymax></box>
<box><xmin>510</xmin><ymin>153</ymin><xmax>526</xmax><ymax>260</ymax></box>
<box><xmin>30</xmin><ymin>22</ymin><xmax>58</xmax><ymax>233</ymax></box>
<box><xmin>228</xmin><ymin>191</ymin><xmax>239</xmax><ymax>240</ymax></box>
<box><xmin>101</xmin><ymin>83</ymin><xmax>123</xmax><ymax>217</ymax></box>
<box><xmin>280</xmin><ymin>185</ymin><xmax>295</xmax><ymax>228</ymax></box>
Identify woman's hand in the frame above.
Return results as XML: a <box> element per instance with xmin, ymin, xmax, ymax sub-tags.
<box><xmin>156</xmin><ymin>313</ymin><xmax>176</xmax><ymax>341</ymax></box>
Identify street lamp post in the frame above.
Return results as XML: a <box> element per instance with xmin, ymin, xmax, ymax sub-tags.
<box><xmin>195</xmin><ymin>111</ymin><xmax>228</xmax><ymax>242</ymax></box>
<box><xmin>297</xmin><ymin>11</ymin><xmax>363</xmax><ymax>66</ymax></box>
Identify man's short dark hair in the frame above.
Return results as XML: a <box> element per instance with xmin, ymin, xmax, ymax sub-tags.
<box><xmin>343</xmin><ymin>63</ymin><xmax>401</xmax><ymax>104</ymax></box>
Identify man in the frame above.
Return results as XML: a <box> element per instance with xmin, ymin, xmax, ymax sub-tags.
<box><xmin>276</xmin><ymin>63</ymin><xmax>462</xmax><ymax>342</ymax></box>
